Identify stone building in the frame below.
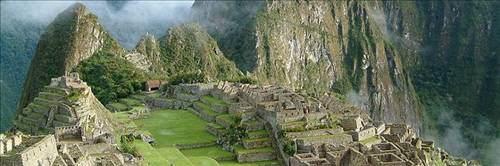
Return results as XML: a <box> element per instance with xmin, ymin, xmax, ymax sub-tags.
<box><xmin>0</xmin><ymin>134</ymin><xmax>58</xmax><ymax>166</ymax></box>
<box><xmin>144</xmin><ymin>80</ymin><xmax>163</xmax><ymax>92</ymax></box>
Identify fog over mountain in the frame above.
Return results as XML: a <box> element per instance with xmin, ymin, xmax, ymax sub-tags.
<box><xmin>2</xmin><ymin>0</ymin><xmax>194</xmax><ymax>48</ymax></box>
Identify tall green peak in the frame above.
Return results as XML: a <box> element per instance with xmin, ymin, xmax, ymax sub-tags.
<box><xmin>159</xmin><ymin>23</ymin><xmax>243</xmax><ymax>81</ymax></box>
<box><xmin>132</xmin><ymin>33</ymin><xmax>164</xmax><ymax>75</ymax></box>
<box><xmin>18</xmin><ymin>3</ymin><xmax>124</xmax><ymax>112</ymax></box>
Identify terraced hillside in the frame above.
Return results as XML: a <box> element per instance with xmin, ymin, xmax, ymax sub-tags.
<box><xmin>112</xmin><ymin>92</ymin><xmax>279</xmax><ymax>165</ymax></box>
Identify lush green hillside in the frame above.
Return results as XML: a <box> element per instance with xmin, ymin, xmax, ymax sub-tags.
<box><xmin>159</xmin><ymin>23</ymin><xmax>243</xmax><ymax>81</ymax></box>
<box><xmin>76</xmin><ymin>51</ymin><xmax>146</xmax><ymax>104</ymax></box>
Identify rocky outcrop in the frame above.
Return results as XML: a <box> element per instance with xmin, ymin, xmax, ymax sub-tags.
<box><xmin>192</xmin><ymin>1</ymin><xmax>422</xmax><ymax>131</ymax></box>
<box><xmin>159</xmin><ymin>23</ymin><xmax>243</xmax><ymax>81</ymax></box>
<box><xmin>18</xmin><ymin>3</ymin><xmax>124</xmax><ymax>111</ymax></box>
<box><xmin>133</xmin><ymin>33</ymin><xmax>165</xmax><ymax>75</ymax></box>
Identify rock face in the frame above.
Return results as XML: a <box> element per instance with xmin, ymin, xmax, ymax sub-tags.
<box><xmin>159</xmin><ymin>23</ymin><xmax>243</xmax><ymax>81</ymax></box>
<box><xmin>133</xmin><ymin>33</ymin><xmax>165</xmax><ymax>75</ymax></box>
<box><xmin>192</xmin><ymin>1</ymin><xmax>422</xmax><ymax>131</ymax></box>
<box><xmin>18</xmin><ymin>3</ymin><xmax>124</xmax><ymax>111</ymax></box>
<box><xmin>381</xmin><ymin>1</ymin><xmax>500</xmax><ymax>131</ymax></box>
<box><xmin>15</xmin><ymin>73</ymin><xmax>114</xmax><ymax>139</ymax></box>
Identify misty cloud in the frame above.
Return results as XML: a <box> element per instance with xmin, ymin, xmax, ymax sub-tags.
<box><xmin>423</xmin><ymin>108</ymin><xmax>500</xmax><ymax>164</ymax></box>
<box><xmin>436</xmin><ymin>111</ymin><xmax>478</xmax><ymax>158</ymax></box>
<box><xmin>346</xmin><ymin>90</ymin><xmax>369</xmax><ymax>111</ymax></box>
<box><xmin>0</xmin><ymin>1</ymin><xmax>194</xmax><ymax>48</ymax></box>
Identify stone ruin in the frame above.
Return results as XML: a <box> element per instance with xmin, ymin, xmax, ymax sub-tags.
<box><xmin>14</xmin><ymin>72</ymin><xmax>114</xmax><ymax>144</ymax></box>
<box><xmin>150</xmin><ymin>81</ymin><xmax>478</xmax><ymax>166</ymax></box>
<box><xmin>6</xmin><ymin>73</ymin><xmax>133</xmax><ymax>166</ymax></box>
<box><xmin>0</xmin><ymin>133</ymin><xmax>58</xmax><ymax>166</ymax></box>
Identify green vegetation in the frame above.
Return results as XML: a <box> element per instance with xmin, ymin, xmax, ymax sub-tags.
<box><xmin>167</xmin><ymin>72</ymin><xmax>207</xmax><ymax>86</ymax></box>
<box><xmin>107</xmin><ymin>103</ymin><xmax>128</xmax><ymax>112</ymax></box>
<box><xmin>220</xmin><ymin>117</ymin><xmax>247</xmax><ymax>147</ymax></box>
<box><xmin>188</xmin><ymin>157</ymin><xmax>220</xmax><ymax>166</ymax></box>
<box><xmin>119</xmin><ymin>135</ymin><xmax>139</xmax><ymax>157</ymax></box>
<box><xmin>219</xmin><ymin>160</ymin><xmax>279</xmax><ymax>166</ymax></box>
<box><xmin>156</xmin><ymin>147</ymin><xmax>194</xmax><ymax>166</ymax></box>
<box><xmin>134</xmin><ymin>109</ymin><xmax>217</xmax><ymax>146</ymax></box>
<box><xmin>247</xmin><ymin>131</ymin><xmax>268</xmax><ymax>139</ymax></box>
<box><xmin>234</xmin><ymin>145</ymin><xmax>273</xmax><ymax>155</ymax></box>
<box><xmin>360</xmin><ymin>136</ymin><xmax>380</xmax><ymax>145</ymax></box>
<box><xmin>159</xmin><ymin>23</ymin><xmax>243</xmax><ymax>81</ymax></box>
<box><xmin>119</xmin><ymin>98</ymin><xmax>142</xmax><ymax>107</ymax></box>
<box><xmin>76</xmin><ymin>51</ymin><xmax>146</xmax><ymax>104</ymax></box>
<box><xmin>202</xmin><ymin>95</ymin><xmax>228</xmax><ymax>106</ymax></box>
<box><xmin>133</xmin><ymin>141</ymin><xmax>171</xmax><ymax>166</ymax></box>
<box><xmin>195</xmin><ymin>102</ymin><xmax>221</xmax><ymax>117</ymax></box>
<box><xmin>282</xmin><ymin>140</ymin><xmax>296</xmax><ymax>156</ymax></box>
<box><xmin>181</xmin><ymin>146</ymin><xmax>235</xmax><ymax>160</ymax></box>
<box><xmin>66</xmin><ymin>89</ymin><xmax>81</xmax><ymax>102</ymax></box>
<box><xmin>223</xmin><ymin>76</ymin><xmax>258</xmax><ymax>85</ymax></box>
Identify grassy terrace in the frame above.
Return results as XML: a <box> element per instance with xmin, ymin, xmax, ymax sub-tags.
<box><xmin>234</xmin><ymin>145</ymin><xmax>274</xmax><ymax>155</ymax></box>
<box><xmin>134</xmin><ymin>109</ymin><xmax>217</xmax><ymax>146</ymax></box>
<box><xmin>181</xmin><ymin>145</ymin><xmax>235</xmax><ymax>160</ymax></box>
<box><xmin>119</xmin><ymin>98</ymin><xmax>142</xmax><ymax>106</ymax></box>
<box><xmin>189</xmin><ymin>157</ymin><xmax>220</xmax><ymax>166</ymax></box>
<box><xmin>360</xmin><ymin>136</ymin><xmax>381</xmax><ymax>145</ymax></box>
<box><xmin>247</xmin><ymin>130</ymin><xmax>268</xmax><ymax>138</ymax></box>
<box><xmin>207</xmin><ymin>123</ymin><xmax>225</xmax><ymax>129</ymax></box>
<box><xmin>195</xmin><ymin>102</ymin><xmax>222</xmax><ymax>116</ymax></box>
<box><xmin>217</xmin><ymin>114</ymin><xmax>237</xmax><ymax>124</ymax></box>
<box><xmin>219</xmin><ymin>161</ymin><xmax>280</xmax><ymax>166</ymax></box>
<box><xmin>108</xmin><ymin>102</ymin><xmax>128</xmax><ymax>112</ymax></box>
<box><xmin>133</xmin><ymin>140</ymin><xmax>173</xmax><ymax>165</ymax></box>
<box><xmin>202</xmin><ymin>95</ymin><xmax>228</xmax><ymax>106</ymax></box>
<box><xmin>115</xmin><ymin>102</ymin><xmax>279</xmax><ymax>165</ymax></box>
<box><xmin>242</xmin><ymin>137</ymin><xmax>270</xmax><ymax>144</ymax></box>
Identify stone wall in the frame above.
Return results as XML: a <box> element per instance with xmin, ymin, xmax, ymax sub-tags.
<box><xmin>145</xmin><ymin>97</ymin><xmax>191</xmax><ymax>109</ymax></box>
<box><xmin>352</xmin><ymin>127</ymin><xmax>376</xmax><ymax>141</ymax></box>
<box><xmin>1</xmin><ymin>135</ymin><xmax>58</xmax><ymax>166</ymax></box>
<box><xmin>285</xmin><ymin>128</ymin><xmax>343</xmax><ymax>139</ymax></box>
<box><xmin>297</xmin><ymin>133</ymin><xmax>353</xmax><ymax>148</ymax></box>
<box><xmin>0</xmin><ymin>134</ymin><xmax>22</xmax><ymax>155</ymax></box>
<box><xmin>276</xmin><ymin>110</ymin><xmax>304</xmax><ymax>122</ymax></box>
<box><xmin>54</xmin><ymin>125</ymin><xmax>82</xmax><ymax>141</ymax></box>
<box><xmin>236</xmin><ymin>151</ymin><xmax>276</xmax><ymax>162</ymax></box>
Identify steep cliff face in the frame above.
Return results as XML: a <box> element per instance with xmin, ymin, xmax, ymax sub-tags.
<box><xmin>193</xmin><ymin>1</ymin><xmax>422</xmax><ymax>131</ymax></box>
<box><xmin>379</xmin><ymin>1</ymin><xmax>500</xmax><ymax>159</ymax></box>
<box><xmin>18</xmin><ymin>3</ymin><xmax>124</xmax><ymax>111</ymax></box>
<box><xmin>133</xmin><ymin>33</ymin><xmax>165</xmax><ymax>76</ymax></box>
<box><xmin>159</xmin><ymin>23</ymin><xmax>243</xmax><ymax>81</ymax></box>
<box><xmin>394</xmin><ymin>1</ymin><xmax>499</xmax><ymax>128</ymax></box>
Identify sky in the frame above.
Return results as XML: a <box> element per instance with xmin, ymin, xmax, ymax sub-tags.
<box><xmin>1</xmin><ymin>0</ymin><xmax>195</xmax><ymax>48</ymax></box>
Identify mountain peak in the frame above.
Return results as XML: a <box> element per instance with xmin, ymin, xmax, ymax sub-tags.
<box><xmin>18</xmin><ymin>2</ymin><xmax>123</xmax><ymax>112</ymax></box>
<box><xmin>57</xmin><ymin>2</ymin><xmax>93</xmax><ymax>20</ymax></box>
